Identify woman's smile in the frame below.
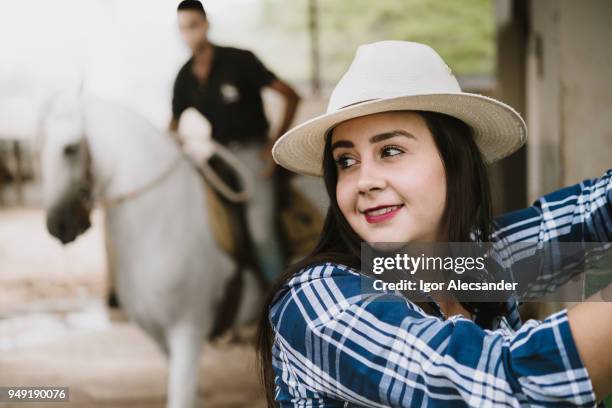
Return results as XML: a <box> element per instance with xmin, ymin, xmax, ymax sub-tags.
<box><xmin>361</xmin><ymin>203</ymin><xmax>404</xmax><ymax>223</ymax></box>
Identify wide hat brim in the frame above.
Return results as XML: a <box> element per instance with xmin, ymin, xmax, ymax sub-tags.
<box><xmin>272</xmin><ymin>92</ymin><xmax>527</xmax><ymax>177</ymax></box>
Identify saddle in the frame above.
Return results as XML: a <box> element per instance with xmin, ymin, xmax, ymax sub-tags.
<box><xmin>202</xmin><ymin>157</ymin><xmax>323</xmax><ymax>263</ymax></box>
<box><xmin>177</xmin><ymin>108</ymin><xmax>323</xmax><ymax>339</ymax></box>
<box><xmin>196</xmin><ymin>151</ymin><xmax>323</xmax><ymax>340</ymax></box>
<box><xmin>200</xmin><ymin>154</ymin><xmax>247</xmax><ymax>259</ymax></box>
<box><xmin>204</xmin><ymin>156</ymin><xmax>323</xmax><ymax>260</ymax></box>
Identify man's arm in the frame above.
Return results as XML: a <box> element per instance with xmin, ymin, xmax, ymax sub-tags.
<box><xmin>267</xmin><ymin>79</ymin><xmax>300</xmax><ymax>142</ymax></box>
<box><xmin>169</xmin><ymin>67</ymin><xmax>189</xmax><ymax>144</ymax></box>
<box><xmin>260</xmin><ymin>78</ymin><xmax>300</xmax><ymax>177</ymax></box>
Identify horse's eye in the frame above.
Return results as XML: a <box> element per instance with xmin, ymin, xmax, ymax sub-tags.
<box><xmin>64</xmin><ymin>143</ymin><xmax>79</xmax><ymax>157</ymax></box>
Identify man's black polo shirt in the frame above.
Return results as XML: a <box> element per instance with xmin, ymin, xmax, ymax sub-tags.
<box><xmin>172</xmin><ymin>44</ymin><xmax>276</xmax><ymax>146</ymax></box>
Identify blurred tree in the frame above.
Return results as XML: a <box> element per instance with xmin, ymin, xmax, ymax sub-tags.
<box><xmin>261</xmin><ymin>0</ymin><xmax>494</xmax><ymax>85</ymax></box>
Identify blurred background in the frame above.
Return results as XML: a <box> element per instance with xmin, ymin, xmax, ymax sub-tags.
<box><xmin>1</xmin><ymin>0</ymin><xmax>611</xmax><ymax>407</ymax></box>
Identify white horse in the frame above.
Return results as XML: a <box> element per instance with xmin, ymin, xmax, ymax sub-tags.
<box><xmin>39</xmin><ymin>90</ymin><xmax>264</xmax><ymax>408</ymax></box>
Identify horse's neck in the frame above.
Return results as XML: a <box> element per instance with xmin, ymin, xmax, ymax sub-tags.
<box><xmin>83</xmin><ymin>96</ymin><xmax>187</xmax><ymax>201</ymax></box>
<box><xmin>83</xmin><ymin>96</ymin><xmax>212</xmax><ymax>264</ymax></box>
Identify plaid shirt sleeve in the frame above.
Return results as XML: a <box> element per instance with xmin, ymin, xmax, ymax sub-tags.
<box><xmin>270</xmin><ymin>264</ymin><xmax>596</xmax><ymax>407</ymax></box>
<box><xmin>493</xmin><ymin>169</ymin><xmax>612</xmax><ymax>243</ymax></box>
<box><xmin>491</xmin><ymin>169</ymin><xmax>612</xmax><ymax>301</ymax></box>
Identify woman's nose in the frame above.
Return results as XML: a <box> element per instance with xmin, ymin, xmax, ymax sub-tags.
<box><xmin>357</xmin><ymin>163</ymin><xmax>386</xmax><ymax>194</ymax></box>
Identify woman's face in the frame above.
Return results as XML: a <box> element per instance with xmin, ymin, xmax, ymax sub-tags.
<box><xmin>331</xmin><ymin>111</ymin><xmax>447</xmax><ymax>244</ymax></box>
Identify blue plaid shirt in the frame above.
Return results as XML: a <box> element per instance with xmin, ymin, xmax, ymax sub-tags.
<box><xmin>269</xmin><ymin>170</ymin><xmax>611</xmax><ymax>407</ymax></box>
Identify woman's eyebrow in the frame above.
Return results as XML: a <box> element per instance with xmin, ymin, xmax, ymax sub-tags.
<box><xmin>330</xmin><ymin>140</ymin><xmax>353</xmax><ymax>153</ymax></box>
<box><xmin>369</xmin><ymin>129</ymin><xmax>416</xmax><ymax>144</ymax></box>
<box><xmin>330</xmin><ymin>130</ymin><xmax>416</xmax><ymax>153</ymax></box>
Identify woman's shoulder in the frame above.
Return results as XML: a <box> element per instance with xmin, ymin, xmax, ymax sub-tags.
<box><xmin>270</xmin><ymin>262</ymin><xmax>364</xmax><ymax>309</ymax></box>
<box><xmin>268</xmin><ymin>262</ymin><xmax>361</xmax><ymax>330</ymax></box>
<box><xmin>268</xmin><ymin>262</ymin><xmax>428</xmax><ymax>333</ymax></box>
<box><xmin>288</xmin><ymin>262</ymin><xmax>362</xmax><ymax>285</ymax></box>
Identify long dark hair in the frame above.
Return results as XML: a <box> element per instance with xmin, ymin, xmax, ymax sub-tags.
<box><xmin>256</xmin><ymin>111</ymin><xmax>504</xmax><ymax>407</ymax></box>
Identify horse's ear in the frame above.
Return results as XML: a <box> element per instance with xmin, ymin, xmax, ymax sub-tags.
<box><xmin>68</xmin><ymin>79</ymin><xmax>84</xmax><ymax>103</ymax></box>
<box><xmin>55</xmin><ymin>81</ymin><xmax>84</xmax><ymax>113</ymax></box>
<box><xmin>34</xmin><ymin>91</ymin><xmax>59</xmax><ymax>150</ymax></box>
<box><xmin>77</xmin><ymin>78</ymin><xmax>85</xmax><ymax>96</ymax></box>
<box><xmin>63</xmin><ymin>77</ymin><xmax>85</xmax><ymax>105</ymax></box>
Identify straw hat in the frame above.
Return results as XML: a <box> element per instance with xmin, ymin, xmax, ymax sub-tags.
<box><xmin>272</xmin><ymin>41</ymin><xmax>526</xmax><ymax>177</ymax></box>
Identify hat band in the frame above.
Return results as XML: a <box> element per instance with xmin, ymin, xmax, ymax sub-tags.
<box><xmin>335</xmin><ymin>98</ymin><xmax>379</xmax><ymax>111</ymax></box>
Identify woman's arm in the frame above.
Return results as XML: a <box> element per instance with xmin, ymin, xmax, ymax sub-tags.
<box><xmin>567</xmin><ymin>284</ymin><xmax>612</xmax><ymax>399</ymax></box>
<box><xmin>492</xmin><ymin>169</ymin><xmax>612</xmax><ymax>298</ymax></box>
<box><xmin>270</xmin><ymin>264</ymin><xmax>600</xmax><ymax>407</ymax></box>
<box><xmin>493</xmin><ymin>169</ymin><xmax>612</xmax><ymax>244</ymax></box>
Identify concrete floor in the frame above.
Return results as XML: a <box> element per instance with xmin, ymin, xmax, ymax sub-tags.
<box><xmin>0</xmin><ymin>208</ymin><xmax>266</xmax><ymax>407</ymax></box>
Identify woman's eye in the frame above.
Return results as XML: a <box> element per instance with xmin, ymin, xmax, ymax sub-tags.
<box><xmin>381</xmin><ymin>145</ymin><xmax>404</xmax><ymax>158</ymax></box>
<box><xmin>335</xmin><ymin>155</ymin><xmax>357</xmax><ymax>169</ymax></box>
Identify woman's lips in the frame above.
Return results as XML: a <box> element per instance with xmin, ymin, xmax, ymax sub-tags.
<box><xmin>363</xmin><ymin>204</ymin><xmax>403</xmax><ymax>224</ymax></box>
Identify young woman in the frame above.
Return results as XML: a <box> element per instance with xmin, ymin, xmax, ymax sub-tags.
<box><xmin>257</xmin><ymin>41</ymin><xmax>612</xmax><ymax>407</ymax></box>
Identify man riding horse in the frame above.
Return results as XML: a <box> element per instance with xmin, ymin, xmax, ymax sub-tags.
<box><xmin>169</xmin><ymin>0</ymin><xmax>301</xmax><ymax>285</ymax></box>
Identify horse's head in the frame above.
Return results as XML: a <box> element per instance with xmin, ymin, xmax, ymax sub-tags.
<box><xmin>40</xmin><ymin>90</ymin><xmax>93</xmax><ymax>244</ymax></box>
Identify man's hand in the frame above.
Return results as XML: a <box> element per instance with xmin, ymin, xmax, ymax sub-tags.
<box><xmin>168</xmin><ymin>117</ymin><xmax>185</xmax><ymax>146</ymax></box>
<box><xmin>169</xmin><ymin>116</ymin><xmax>180</xmax><ymax>132</ymax></box>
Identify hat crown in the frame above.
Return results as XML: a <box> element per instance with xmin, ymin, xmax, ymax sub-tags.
<box><xmin>328</xmin><ymin>41</ymin><xmax>461</xmax><ymax>113</ymax></box>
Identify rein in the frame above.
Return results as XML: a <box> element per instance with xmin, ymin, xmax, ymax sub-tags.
<box><xmin>197</xmin><ymin>140</ymin><xmax>254</xmax><ymax>204</ymax></box>
<box><xmin>91</xmin><ymin>140</ymin><xmax>253</xmax><ymax>210</ymax></box>
<box><xmin>97</xmin><ymin>154</ymin><xmax>184</xmax><ymax>210</ymax></box>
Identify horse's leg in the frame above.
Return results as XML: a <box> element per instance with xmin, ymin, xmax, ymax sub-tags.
<box><xmin>104</xmin><ymin>226</ymin><xmax>120</xmax><ymax>308</ymax></box>
<box><xmin>146</xmin><ymin>323</ymin><xmax>169</xmax><ymax>357</ymax></box>
<box><xmin>166</xmin><ymin>323</ymin><xmax>204</xmax><ymax>408</ymax></box>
